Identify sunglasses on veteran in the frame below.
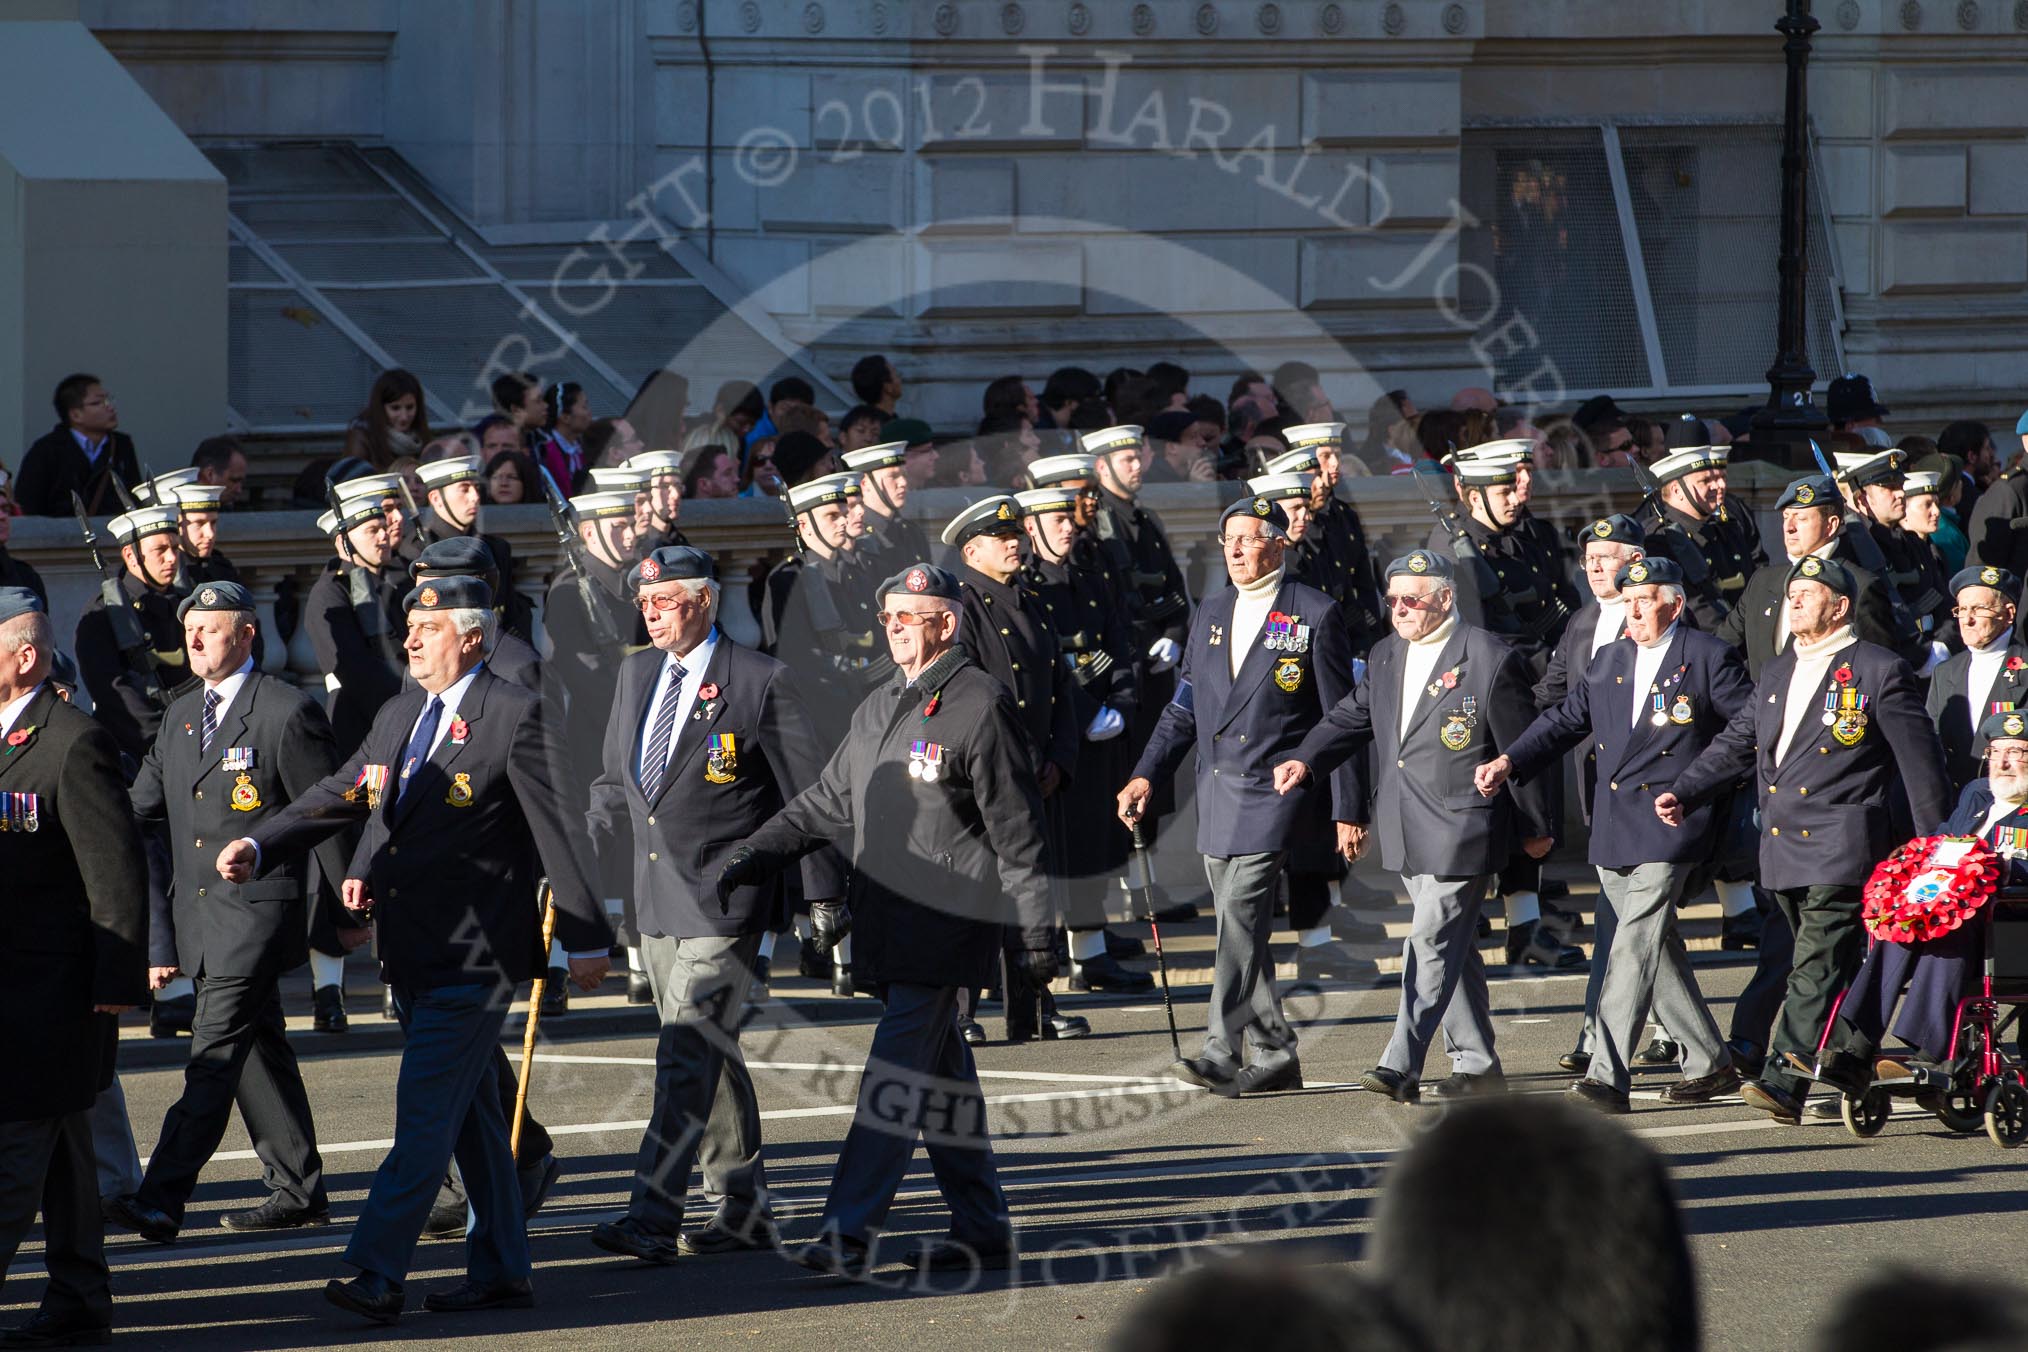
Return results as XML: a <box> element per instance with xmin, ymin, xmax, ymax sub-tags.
<box><xmin>876</xmin><ymin>609</ymin><xmax>948</xmax><ymax>627</ymax></box>
<box><xmin>1385</xmin><ymin>591</ymin><xmax>1447</xmax><ymax>612</ymax></box>
<box><xmin>636</xmin><ymin>589</ymin><xmax>707</xmax><ymax>614</ymax></box>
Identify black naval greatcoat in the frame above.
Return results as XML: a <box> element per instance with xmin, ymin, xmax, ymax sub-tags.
<box><xmin>303</xmin><ymin>556</ymin><xmax>407</xmax><ymax>756</ymax></box>
<box><xmin>1425</xmin><ymin>513</ymin><xmax>1578</xmax><ymax>673</ymax></box>
<box><xmin>761</xmin><ymin>547</ymin><xmax>890</xmax><ymax>742</ymax></box>
<box><xmin>73</xmin><ymin>567</ymin><xmax>191</xmax><ymax>765</ymax></box>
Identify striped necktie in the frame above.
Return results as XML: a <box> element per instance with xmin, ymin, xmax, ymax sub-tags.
<box><xmin>200</xmin><ymin>688</ymin><xmax>221</xmax><ymax>754</ymax></box>
<box><xmin>638</xmin><ymin>659</ymin><xmax>686</xmax><ymax>801</ymax></box>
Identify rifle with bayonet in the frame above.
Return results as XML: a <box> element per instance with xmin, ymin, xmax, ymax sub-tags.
<box><xmin>539</xmin><ymin>466</ymin><xmax>623</xmax><ymax>649</ymax></box>
<box><xmin>73</xmin><ymin>490</ymin><xmax>167</xmax><ymax>707</ymax></box>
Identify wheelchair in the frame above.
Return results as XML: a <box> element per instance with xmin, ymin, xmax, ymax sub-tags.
<box><xmin>1811</xmin><ymin>891</ymin><xmax>2028</xmax><ymax>1148</ymax></box>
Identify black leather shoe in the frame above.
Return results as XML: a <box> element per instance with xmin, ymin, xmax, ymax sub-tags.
<box><xmin>422</xmin><ymin>1278</ymin><xmax>533</xmax><ymax>1313</ymax></box>
<box><xmin>0</xmin><ymin>1312</ymin><xmax>111</xmax><ymax>1347</ymax></box>
<box><xmin>220</xmin><ymin>1193</ymin><xmax>328</xmax><ymax>1232</ymax></box>
<box><xmin>626</xmin><ymin>971</ymin><xmax>654</xmax><ymax>1004</ymax></box>
<box><xmin>312</xmin><ymin>984</ymin><xmax>348</xmax><ymax>1033</ymax></box>
<box><xmin>1222</xmin><ymin>1058</ymin><xmax>1303</xmax><ymax>1096</ymax></box>
<box><xmin>957</xmin><ymin>1019</ymin><xmax>986</xmax><ymax>1046</ymax></box>
<box><xmin>590</xmin><ymin>1216</ymin><xmax>679</xmax><ymax>1264</ymax></box>
<box><xmin>149</xmin><ymin>992</ymin><xmax>194</xmax><ymax>1039</ymax></box>
<box><xmin>679</xmin><ymin>1215</ymin><xmax>780</xmax><ymax>1255</ymax></box>
<box><xmin>1739</xmin><ymin>1078</ymin><xmax>1804</xmax><ymax>1125</ymax></box>
<box><xmin>1660</xmin><ymin>1065</ymin><xmax>1741</xmax><ymax>1104</ymax></box>
<box><xmin>1783</xmin><ymin>1048</ymin><xmax>1873</xmax><ymax>1097</ymax></box>
<box><xmin>1358</xmin><ymin>1066</ymin><xmax>1420</xmax><ymax>1104</ymax></box>
<box><xmin>1068</xmin><ymin>953</ymin><xmax>1154</xmax><ymax>994</ymax></box>
<box><xmin>539</xmin><ymin>969</ymin><xmax>569</xmax><ymax>1017</ymax></box>
<box><xmin>1721</xmin><ymin>908</ymin><xmax>1764</xmax><ymax>951</ymax></box>
<box><xmin>1727</xmin><ymin>1038</ymin><xmax>1766</xmax><ymax>1080</ymax></box>
<box><xmin>903</xmin><ymin>1236</ymin><xmax>1014</xmax><ymax>1271</ymax></box>
<box><xmin>1328</xmin><ymin>909</ymin><xmax>1391</xmax><ymax>944</ymax></box>
<box><xmin>424</xmin><ymin>1181</ymin><xmax>467</xmax><ymax>1237</ymax></box>
<box><xmin>103</xmin><ymin>1193</ymin><xmax>177</xmax><ymax>1244</ymax></box>
<box><xmin>1103</xmin><ymin>930</ymin><xmax>1146</xmax><ymax>960</ymax></box>
<box><xmin>1567</xmin><ymin>1078</ymin><xmax>1631</xmax><ymax>1114</ymax></box>
<box><xmin>518</xmin><ymin>1153</ymin><xmax>560</xmax><ymax>1218</ymax></box>
<box><xmin>1168</xmin><ymin>1057</ymin><xmax>1236</xmax><ymax>1091</ymax></box>
<box><xmin>1634</xmin><ymin>1037</ymin><xmax>1681</xmax><ymax>1067</ymax></box>
<box><xmin>325</xmin><ymin>1272</ymin><xmax>404</xmax><ymax>1324</ymax></box>
<box><xmin>1295</xmin><ymin>941</ymin><xmax>1381</xmax><ymax>983</ymax></box>
<box><xmin>1043</xmin><ymin>1013</ymin><xmax>1090</xmax><ymax>1040</ymax></box>
<box><xmin>788</xmin><ymin>1235</ymin><xmax>871</xmax><ymax>1278</ymax></box>
<box><xmin>1557</xmin><ymin>1046</ymin><xmax>1591</xmax><ymax>1073</ymax></box>
<box><xmin>1430</xmin><ymin>1070</ymin><xmax>1506</xmax><ymax>1100</ymax></box>
<box><xmin>751</xmin><ymin>953</ymin><xmax>772</xmax><ymax>991</ymax></box>
<box><xmin>1505</xmin><ymin>921</ymin><xmax>1584</xmax><ymax>970</ymax></box>
<box><xmin>1809</xmin><ymin>1094</ymin><xmax>1843</xmax><ymax>1120</ymax></box>
<box><xmin>797</xmin><ymin>943</ymin><xmax>834</xmax><ymax>980</ymax></box>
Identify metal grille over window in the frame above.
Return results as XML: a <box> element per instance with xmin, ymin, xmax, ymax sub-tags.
<box><xmin>1460</xmin><ymin>122</ymin><xmax>1846</xmax><ymax>402</ymax></box>
<box><xmin>208</xmin><ymin>141</ymin><xmax>827</xmax><ymax>435</ymax></box>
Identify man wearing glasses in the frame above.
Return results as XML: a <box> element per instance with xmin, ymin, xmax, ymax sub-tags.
<box><xmin>583</xmin><ymin>545</ymin><xmax>834</xmax><ymax>1265</ymax></box>
<box><xmin>1119</xmin><ymin>496</ymin><xmax>1360</xmax><ymax>1097</ymax></box>
<box><xmin>15</xmin><ymin>373</ymin><xmax>143</xmax><ymax>516</ymax></box>
<box><xmin>716</xmin><ymin>562</ymin><xmax>1057</xmax><ymax>1277</ymax></box>
<box><xmin>1928</xmin><ymin>566</ymin><xmax>2028</xmax><ymax>793</ymax></box>
<box><xmin>1273</xmin><ymin>549</ymin><xmax>1553</xmax><ymax>1104</ymax></box>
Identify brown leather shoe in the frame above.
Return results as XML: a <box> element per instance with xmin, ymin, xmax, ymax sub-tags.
<box><xmin>1659</xmin><ymin>1065</ymin><xmax>1741</xmax><ymax>1104</ymax></box>
<box><xmin>1739</xmin><ymin>1078</ymin><xmax>1804</xmax><ymax>1125</ymax></box>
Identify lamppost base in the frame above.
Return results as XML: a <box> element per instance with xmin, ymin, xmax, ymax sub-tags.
<box><xmin>1746</xmin><ymin>401</ymin><xmax>1832</xmax><ymax>473</ymax></box>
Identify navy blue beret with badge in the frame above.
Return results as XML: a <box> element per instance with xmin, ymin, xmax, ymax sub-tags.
<box><xmin>876</xmin><ymin>562</ymin><xmax>963</xmax><ymax>602</ymax></box>
<box><xmin>0</xmin><ymin>586</ymin><xmax>44</xmax><ymax>625</ymax></box>
<box><xmin>175</xmin><ymin>580</ymin><xmax>255</xmax><ymax>622</ymax></box>
<box><xmin>1217</xmin><ymin>494</ymin><xmax>1290</xmax><ymax>540</ymax></box>
<box><xmin>1583</xmin><ymin>514</ymin><xmax>1645</xmax><ymax>548</ymax></box>
<box><xmin>1951</xmin><ymin>565</ymin><xmax>2021</xmax><ymax>599</ymax></box>
<box><xmin>1981</xmin><ymin>709</ymin><xmax>2028</xmax><ymax>744</ymax></box>
<box><xmin>413</xmin><ymin>536</ymin><xmax>499</xmax><ymax>578</ymax></box>
<box><xmin>1786</xmin><ymin>553</ymin><xmax>1857</xmax><ymax>599</ymax></box>
<box><xmin>1776</xmin><ymin>475</ymin><xmax>1838</xmax><ymax>512</ymax></box>
<box><xmin>1385</xmin><ymin>549</ymin><xmax>1455</xmax><ymax>583</ymax></box>
<box><xmin>403</xmin><ymin>574</ymin><xmax>492</xmax><ymax>613</ymax></box>
<box><xmin>1614</xmin><ymin>556</ymin><xmax>1683</xmax><ymax>590</ymax></box>
<box><xmin>628</xmin><ymin>544</ymin><xmax>716</xmax><ymax>591</ymax></box>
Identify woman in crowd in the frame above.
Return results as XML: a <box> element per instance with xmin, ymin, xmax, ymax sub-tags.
<box><xmin>343</xmin><ymin>369</ymin><xmax>432</xmax><ymax>470</ymax></box>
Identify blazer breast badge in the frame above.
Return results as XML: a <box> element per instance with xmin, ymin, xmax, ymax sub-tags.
<box><xmin>1274</xmin><ymin>657</ymin><xmax>1304</xmax><ymax>692</ymax></box>
<box><xmin>229</xmin><ymin>773</ymin><xmax>262</xmax><ymax>812</ymax></box>
<box><xmin>1440</xmin><ymin>697</ymin><xmax>1478</xmax><ymax>751</ymax></box>
<box><xmin>446</xmin><ymin>772</ymin><xmax>475</xmax><ymax>807</ymax></box>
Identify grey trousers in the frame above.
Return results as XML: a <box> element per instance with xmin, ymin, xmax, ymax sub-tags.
<box><xmin>88</xmin><ymin>1080</ymin><xmax>139</xmax><ymax>1202</ymax></box>
<box><xmin>0</xmin><ymin>1112</ymin><xmax>109</xmax><ymax>1323</ymax></box>
<box><xmin>1202</xmin><ymin>851</ymin><xmax>1297</xmax><ymax>1074</ymax></box>
<box><xmin>1385</xmin><ymin>874</ymin><xmax>1499</xmax><ymax>1079</ymax></box>
<box><xmin>823</xmin><ymin>982</ymin><xmax>1009</xmax><ymax>1248</ymax></box>
<box><xmin>630</xmin><ymin>931</ymin><xmax>767</xmax><ymax>1235</ymax></box>
<box><xmin>1585</xmin><ymin>863</ymin><xmax>1729</xmax><ymax>1094</ymax></box>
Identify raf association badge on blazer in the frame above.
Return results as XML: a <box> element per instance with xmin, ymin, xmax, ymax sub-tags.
<box><xmin>1274</xmin><ymin>657</ymin><xmax>1304</xmax><ymax>692</ymax></box>
<box><xmin>229</xmin><ymin>773</ymin><xmax>262</xmax><ymax>811</ymax></box>
<box><xmin>445</xmin><ymin>772</ymin><xmax>475</xmax><ymax>808</ymax></box>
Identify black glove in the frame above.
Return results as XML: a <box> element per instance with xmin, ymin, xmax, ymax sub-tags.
<box><xmin>714</xmin><ymin>846</ymin><xmax>761</xmax><ymax>915</ymax></box>
<box><xmin>810</xmin><ymin>898</ymin><xmax>853</xmax><ymax>951</ymax></box>
<box><xmin>1010</xmin><ymin>945</ymin><xmax>1060</xmax><ymax>985</ymax></box>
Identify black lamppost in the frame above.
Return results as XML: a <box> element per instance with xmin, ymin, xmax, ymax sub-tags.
<box><xmin>1752</xmin><ymin>0</ymin><xmax>1829</xmax><ymax>468</ymax></box>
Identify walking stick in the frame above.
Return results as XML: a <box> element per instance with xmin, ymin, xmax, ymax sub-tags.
<box><xmin>1132</xmin><ymin>823</ymin><xmax>1184</xmax><ymax>1061</ymax></box>
<box><xmin>512</xmin><ymin>885</ymin><xmax>558</xmax><ymax>1159</ymax></box>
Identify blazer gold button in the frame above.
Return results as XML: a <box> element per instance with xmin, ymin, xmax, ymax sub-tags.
<box><xmin>1801</xmin><ymin>829</ymin><xmax>1810</xmax><ymax>837</ymax></box>
<box><xmin>389</xmin><ymin>845</ymin><xmax>398</xmax><ymax>855</ymax></box>
<box><xmin>1397</xmin><ymin>759</ymin><xmax>1405</xmax><ymax>768</ymax></box>
<box><xmin>388</xmin><ymin>887</ymin><xmax>398</xmax><ymax>898</ymax></box>
<box><xmin>1798</xmin><ymin>787</ymin><xmax>1808</xmax><ymax>795</ymax></box>
<box><xmin>197</xmin><ymin>887</ymin><xmax>206</xmax><ymax>897</ymax></box>
<box><xmin>647</xmin><ymin>816</ymin><xmax>656</xmax><ymax>826</ymax></box>
<box><xmin>1770</xmin><ymin>827</ymin><xmax>1780</xmax><ymax>836</ymax></box>
<box><xmin>1610</xmin><ymin>781</ymin><xmax>1618</xmax><ymax>790</ymax></box>
<box><xmin>194</xmin><ymin>790</ymin><xmax>203</xmax><ymax>800</ymax></box>
<box><xmin>194</xmin><ymin>838</ymin><xmax>203</xmax><ymax>847</ymax></box>
<box><xmin>649</xmin><ymin>851</ymin><xmax>658</xmax><ymax>861</ymax></box>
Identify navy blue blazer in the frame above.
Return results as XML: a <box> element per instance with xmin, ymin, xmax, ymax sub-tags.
<box><xmin>1505</xmin><ymin>626</ymin><xmax>1753</xmax><ymax>868</ymax></box>
<box><xmin>1133</xmin><ymin>578</ymin><xmax>1358</xmax><ymax>857</ymax></box>
<box><xmin>1671</xmin><ymin>637</ymin><xmax>1952</xmax><ymax>891</ymax></box>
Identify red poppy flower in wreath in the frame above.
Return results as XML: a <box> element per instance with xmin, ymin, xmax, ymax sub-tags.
<box><xmin>1863</xmin><ymin>835</ymin><xmax>2001</xmax><ymax>944</ymax></box>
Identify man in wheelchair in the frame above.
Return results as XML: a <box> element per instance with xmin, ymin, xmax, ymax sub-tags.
<box><xmin>1804</xmin><ymin>710</ymin><xmax>2028</xmax><ymax>1095</ymax></box>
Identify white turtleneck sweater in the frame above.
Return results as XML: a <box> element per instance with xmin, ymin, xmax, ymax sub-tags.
<box><xmin>1775</xmin><ymin>624</ymin><xmax>1856</xmax><ymax>762</ymax></box>
<box><xmin>1628</xmin><ymin>622</ymin><xmax>1680</xmax><ymax>727</ymax></box>
<box><xmin>1399</xmin><ymin>613</ymin><xmax>1460</xmax><ymax>740</ymax></box>
<box><xmin>1229</xmin><ymin>567</ymin><xmax>1284</xmax><ymax>678</ymax></box>
<box><xmin>1591</xmin><ymin>597</ymin><xmax>1628</xmax><ymax>658</ymax></box>
<box><xmin>1967</xmin><ymin>633</ymin><xmax>2012</xmax><ymax>721</ymax></box>
<box><xmin>1981</xmin><ymin>794</ymin><xmax>2025</xmax><ymax>838</ymax></box>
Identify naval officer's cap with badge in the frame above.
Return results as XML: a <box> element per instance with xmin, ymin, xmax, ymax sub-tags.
<box><xmin>175</xmin><ymin>579</ymin><xmax>254</xmax><ymax>623</ymax></box>
<box><xmin>941</xmin><ymin>495</ymin><xmax>1025</xmax><ymax>547</ymax></box>
<box><xmin>1950</xmin><ymin>564</ymin><xmax>2022</xmax><ymax>601</ymax></box>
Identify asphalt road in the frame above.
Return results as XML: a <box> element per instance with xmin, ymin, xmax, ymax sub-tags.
<box><xmin>8</xmin><ymin>934</ymin><xmax>2025</xmax><ymax>1351</ymax></box>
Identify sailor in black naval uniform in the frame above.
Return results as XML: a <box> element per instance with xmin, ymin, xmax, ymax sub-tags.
<box><xmin>1261</xmin><ymin>424</ymin><xmax>1384</xmax><ymax>654</ymax></box>
<box><xmin>1638</xmin><ymin>437</ymin><xmax>1764</xmax><ymax>632</ymax></box>
<box><xmin>842</xmin><ymin>440</ymin><xmax>932</xmax><ymax>568</ymax></box>
<box><xmin>625</xmin><ymin>450</ymin><xmax>689</xmax><ymax>554</ymax></box>
<box><xmin>401</xmin><ymin>454</ymin><xmax>532</xmax><ymax>639</ymax></box>
<box><xmin>1659</xmin><ymin>554</ymin><xmax>1951</xmax><ymax>1125</ymax></box>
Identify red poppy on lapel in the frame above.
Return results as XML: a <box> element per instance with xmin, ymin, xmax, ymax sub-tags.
<box><xmin>448</xmin><ymin>717</ymin><xmax>470</xmax><ymax>745</ymax></box>
<box><xmin>2009</xmin><ymin>657</ymin><xmax>2026</xmax><ymax>673</ymax></box>
<box><xmin>4</xmin><ymin>725</ymin><xmax>32</xmax><ymax>750</ymax></box>
<box><xmin>698</xmin><ymin>683</ymin><xmax>719</xmax><ymax>702</ymax></box>
<box><xmin>1833</xmin><ymin>664</ymin><xmax>1853</xmax><ymax>685</ymax></box>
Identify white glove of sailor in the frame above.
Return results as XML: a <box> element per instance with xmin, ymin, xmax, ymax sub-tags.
<box><xmin>1085</xmin><ymin>705</ymin><xmax>1125</xmax><ymax>741</ymax></box>
<box><xmin>1146</xmin><ymin>637</ymin><xmax>1181</xmax><ymax>673</ymax></box>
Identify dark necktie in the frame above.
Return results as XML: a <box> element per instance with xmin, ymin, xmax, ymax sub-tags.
<box><xmin>638</xmin><ymin>660</ymin><xmax>686</xmax><ymax>801</ymax></box>
<box><xmin>398</xmin><ymin>697</ymin><xmax>443</xmax><ymax>803</ymax></box>
<box><xmin>200</xmin><ymin>688</ymin><xmax>221</xmax><ymax>754</ymax></box>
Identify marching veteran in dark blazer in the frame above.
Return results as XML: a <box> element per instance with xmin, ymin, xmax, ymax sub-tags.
<box><xmin>1478</xmin><ymin>557</ymin><xmax>1753</xmax><ymax>1112</ymax></box>
<box><xmin>715</xmin><ymin>562</ymin><xmax>1058</xmax><ymax>1278</ymax></box>
<box><xmin>1659</xmin><ymin>553</ymin><xmax>1951</xmax><ymax>1125</ymax></box>
<box><xmin>584</xmin><ymin>546</ymin><xmax>838</xmax><ymax>1266</ymax></box>
<box><xmin>1119</xmin><ymin>494</ymin><xmax>1359</xmax><ymax>1098</ymax></box>
<box><xmin>215</xmin><ymin>575</ymin><xmax>612</xmax><ymax>1323</ymax></box>
<box><xmin>1274</xmin><ymin>549</ymin><xmax>1553</xmax><ymax>1105</ymax></box>
<box><xmin>0</xmin><ymin>587</ymin><xmax>148</xmax><ymax>1349</ymax></box>
<box><xmin>1812</xmin><ymin>710</ymin><xmax>2028</xmax><ymax>1090</ymax></box>
<box><xmin>107</xmin><ymin>582</ymin><xmax>350</xmax><ymax>1247</ymax></box>
<box><xmin>1927</xmin><ymin>564</ymin><xmax>2028</xmax><ymax>793</ymax></box>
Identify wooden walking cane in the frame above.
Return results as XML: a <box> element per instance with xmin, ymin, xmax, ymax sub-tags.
<box><xmin>512</xmin><ymin>884</ymin><xmax>558</xmax><ymax>1159</ymax></box>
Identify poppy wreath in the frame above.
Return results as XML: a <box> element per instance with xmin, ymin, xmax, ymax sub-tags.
<box><xmin>1862</xmin><ymin>835</ymin><xmax>2002</xmax><ymax>944</ymax></box>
